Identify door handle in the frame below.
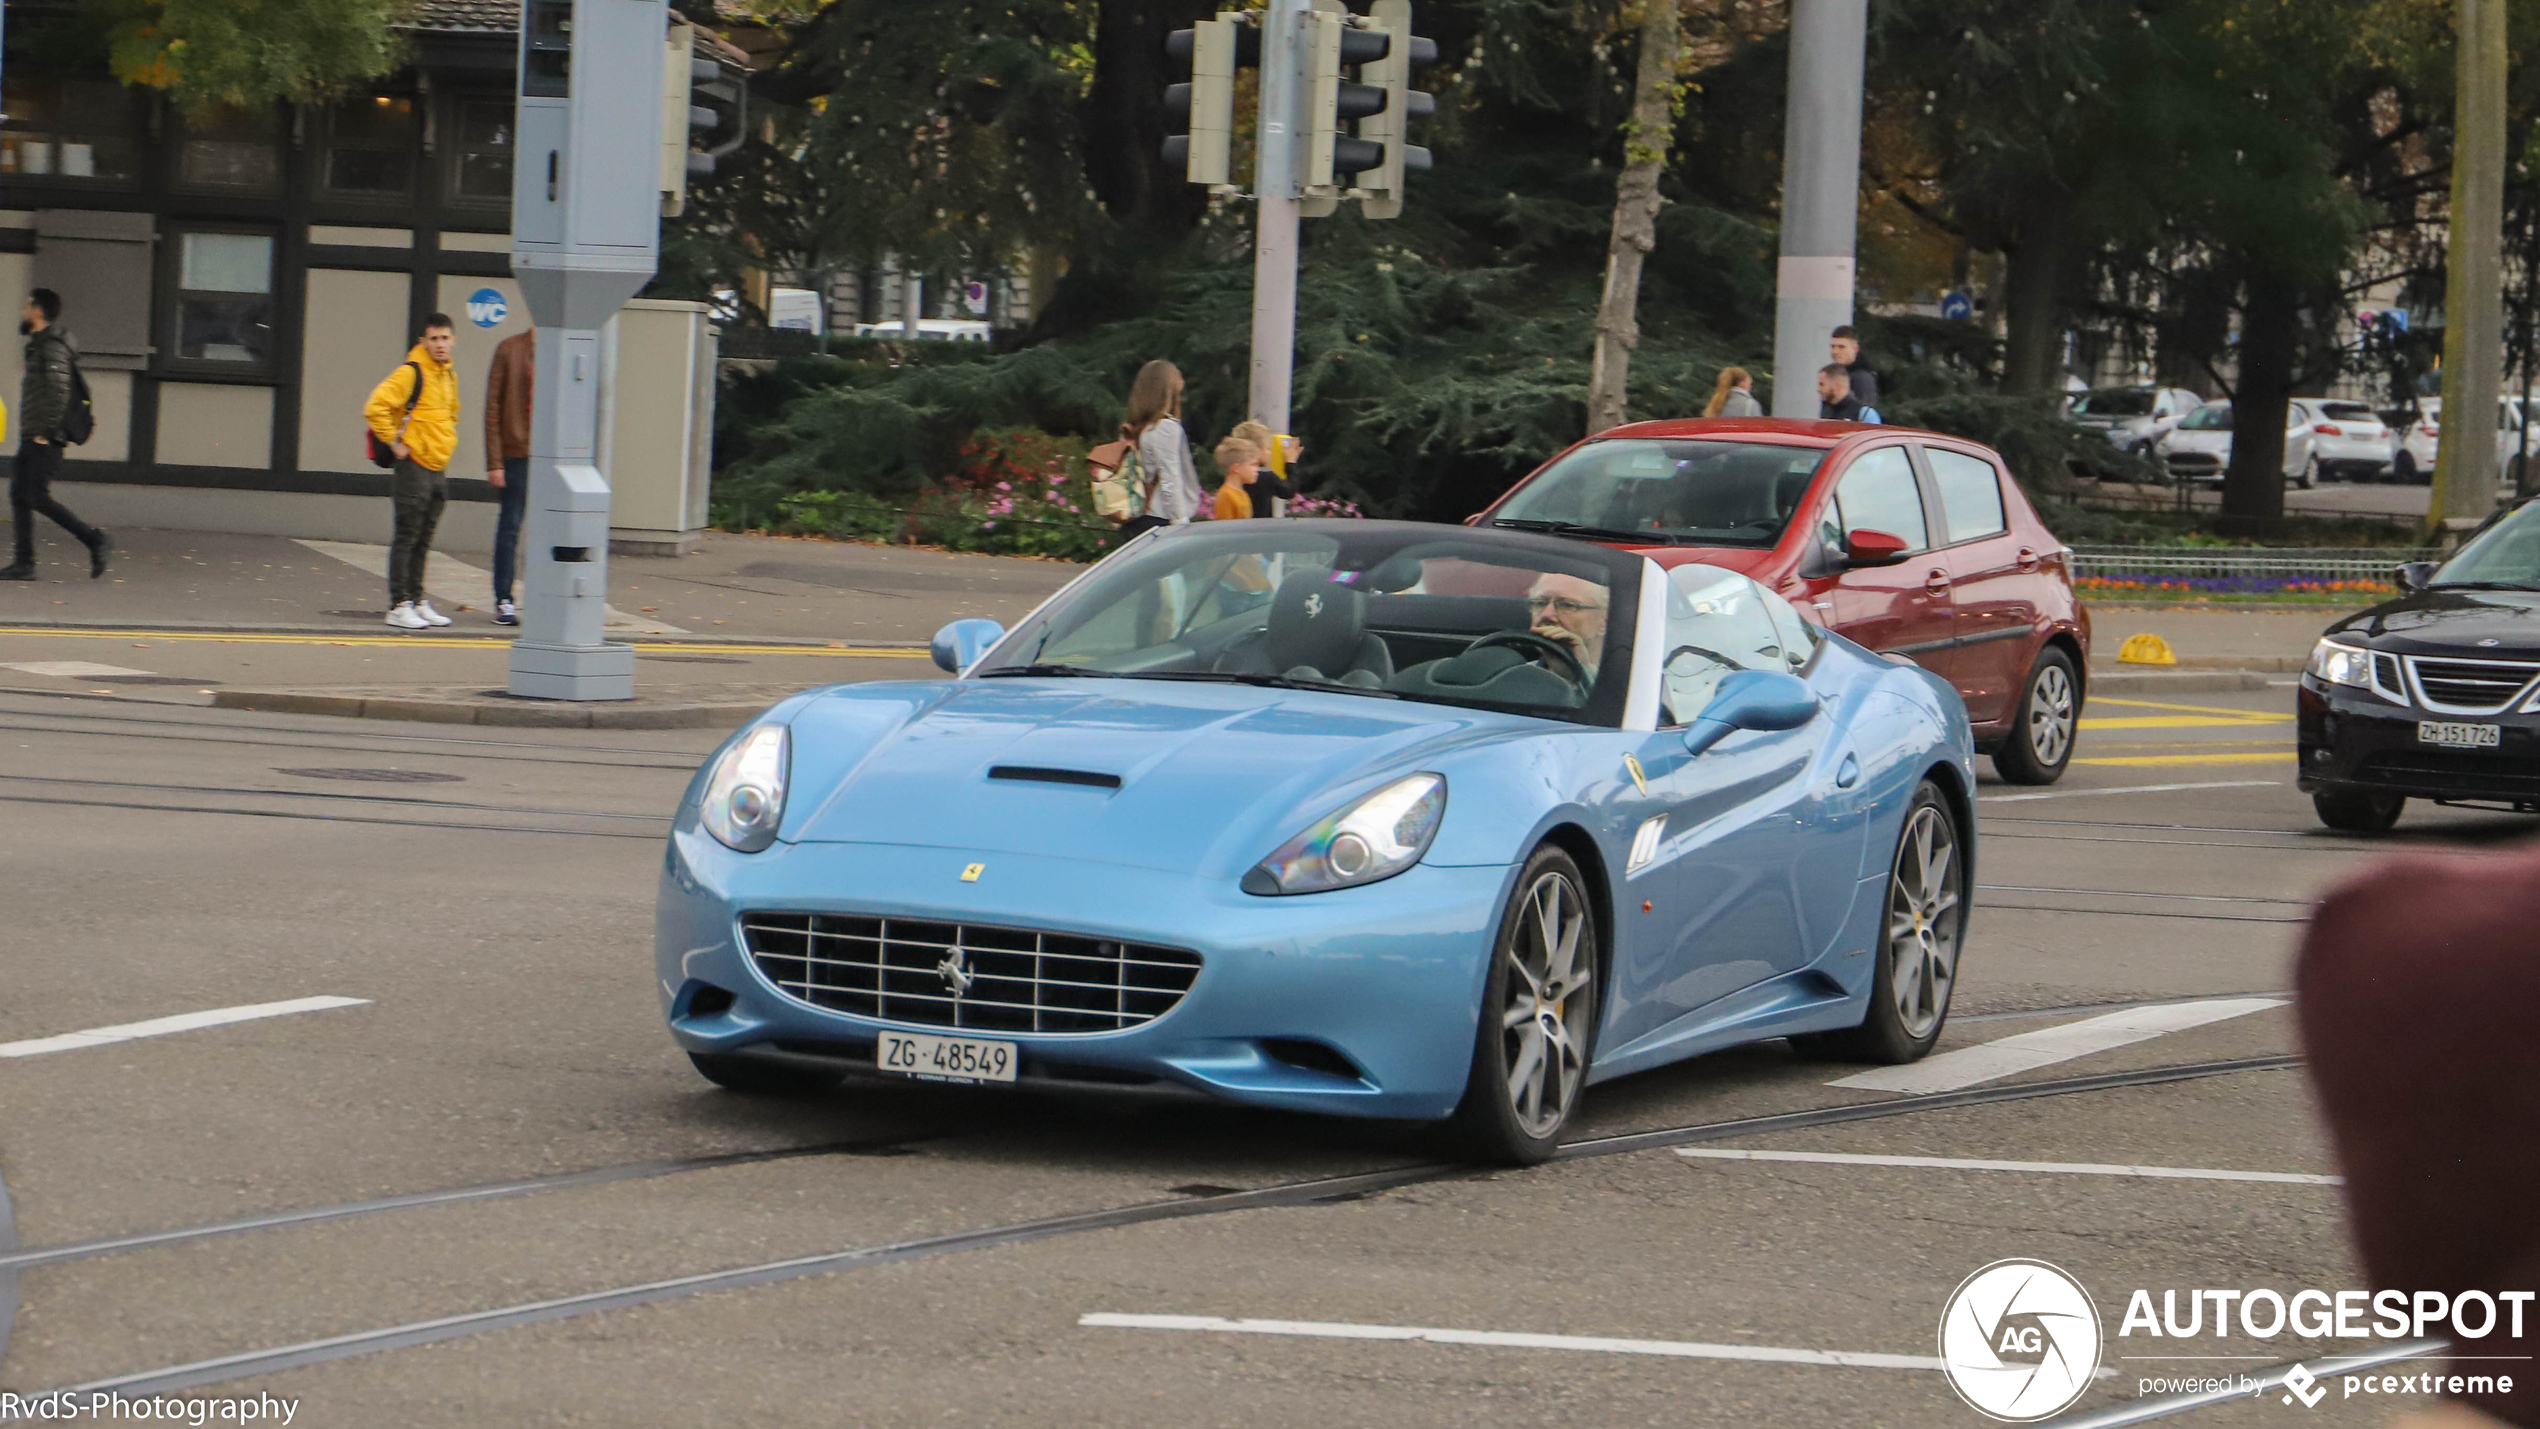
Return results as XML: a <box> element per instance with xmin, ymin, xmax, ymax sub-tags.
<box><xmin>1835</xmin><ymin>753</ymin><xmax>1861</xmax><ymax>789</ymax></box>
<box><xmin>2016</xmin><ymin>547</ymin><xmax>2040</xmax><ymax>571</ymax></box>
<box><xmin>1924</xmin><ymin>569</ymin><xmax>1952</xmax><ymax>595</ymax></box>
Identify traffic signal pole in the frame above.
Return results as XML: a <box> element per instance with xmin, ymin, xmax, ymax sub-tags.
<box><xmin>1768</xmin><ymin>0</ymin><xmax>1867</xmax><ymax>418</ymax></box>
<box><xmin>2429</xmin><ymin>0</ymin><xmax>2508</xmax><ymax>533</ymax></box>
<box><xmin>1249</xmin><ymin>0</ymin><xmax>1309</xmax><ymax>440</ymax></box>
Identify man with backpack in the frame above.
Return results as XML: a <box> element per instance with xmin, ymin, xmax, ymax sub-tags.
<box><xmin>364</xmin><ymin>314</ymin><xmax>460</xmax><ymax>629</ymax></box>
<box><xmin>3</xmin><ymin>288</ymin><xmax>110</xmax><ymax>581</ymax></box>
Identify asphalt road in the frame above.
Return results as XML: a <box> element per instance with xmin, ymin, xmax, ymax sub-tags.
<box><xmin>0</xmin><ymin>672</ymin><xmax>2521</xmax><ymax>1427</ymax></box>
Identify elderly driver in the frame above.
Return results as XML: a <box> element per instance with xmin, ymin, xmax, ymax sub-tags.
<box><xmin>1526</xmin><ymin>573</ymin><xmax>1609</xmax><ymax>682</ymax></box>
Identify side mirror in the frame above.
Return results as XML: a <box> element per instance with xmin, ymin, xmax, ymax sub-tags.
<box><xmin>1682</xmin><ymin>669</ymin><xmax>1819</xmax><ymax>757</ymax></box>
<box><xmin>2396</xmin><ymin>561</ymin><xmax>2438</xmax><ymax>594</ymax></box>
<box><xmin>1842</xmin><ymin>529</ymin><xmax>1912</xmax><ymax>567</ymax></box>
<box><xmin>930</xmin><ymin>618</ymin><xmax>1006</xmax><ymax>674</ymax></box>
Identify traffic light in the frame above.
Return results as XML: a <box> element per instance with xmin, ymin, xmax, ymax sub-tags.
<box><xmin>1303</xmin><ymin>4</ymin><xmax>1392</xmax><ymax>189</ymax></box>
<box><xmin>1164</xmin><ymin>16</ymin><xmax>1253</xmax><ymax>187</ymax></box>
<box><xmin>662</xmin><ymin>16</ymin><xmax>746</xmax><ymax>218</ymax></box>
<box><xmin>1353</xmin><ymin>0</ymin><xmax>1437</xmax><ymax>219</ymax></box>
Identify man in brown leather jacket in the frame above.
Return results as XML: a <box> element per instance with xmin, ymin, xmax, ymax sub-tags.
<box><xmin>483</xmin><ymin>327</ymin><xmax>533</xmax><ymax>626</ymax></box>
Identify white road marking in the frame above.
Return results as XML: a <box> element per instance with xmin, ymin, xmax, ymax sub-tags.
<box><xmin>296</xmin><ymin>539</ymin><xmax>686</xmax><ymax>635</ymax></box>
<box><xmin>1078</xmin><ymin>1314</ymin><xmax>1945</xmax><ymax>1371</ymax></box>
<box><xmin>1675</xmin><ymin>1148</ymin><xmax>2340</xmax><ymax>1186</ymax></box>
<box><xmin>1980</xmin><ymin>780</ymin><xmax>2280</xmax><ymax>804</ymax></box>
<box><xmin>0</xmin><ymin>661</ymin><xmax>157</xmax><ymax>679</ymax></box>
<box><xmin>0</xmin><ymin>997</ymin><xmax>369</xmax><ymax>1059</ymax></box>
<box><xmin>1826</xmin><ymin>997</ymin><xmax>2286</xmax><ymax>1096</ymax></box>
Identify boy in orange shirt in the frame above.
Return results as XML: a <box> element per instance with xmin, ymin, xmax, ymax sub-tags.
<box><xmin>1212</xmin><ymin>435</ymin><xmax>1260</xmax><ymax>520</ymax></box>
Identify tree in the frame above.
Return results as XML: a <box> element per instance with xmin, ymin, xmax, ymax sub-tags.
<box><xmin>1586</xmin><ymin>0</ymin><xmax>1682</xmax><ymax>433</ymax></box>
<box><xmin>93</xmin><ymin>0</ymin><xmax>407</xmax><ymax>114</ymax></box>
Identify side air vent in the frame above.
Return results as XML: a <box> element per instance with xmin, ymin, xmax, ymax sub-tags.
<box><xmin>988</xmin><ymin>765</ymin><xmax>1123</xmax><ymax>790</ymax></box>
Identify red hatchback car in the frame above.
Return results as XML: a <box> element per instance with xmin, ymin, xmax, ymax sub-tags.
<box><xmin>1479</xmin><ymin>417</ymin><xmax>2092</xmax><ymax>783</ymax></box>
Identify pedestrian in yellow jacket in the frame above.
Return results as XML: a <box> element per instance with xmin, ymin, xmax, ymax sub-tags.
<box><xmin>364</xmin><ymin>316</ymin><xmax>461</xmax><ymax>630</ymax></box>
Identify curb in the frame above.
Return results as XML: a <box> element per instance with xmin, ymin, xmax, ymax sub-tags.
<box><xmin>2088</xmin><ymin>669</ymin><xmax>2274</xmax><ymax>694</ymax></box>
<box><xmin>0</xmin><ymin>618</ymin><xmax>924</xmax><ymax>649</ymax></box>
<box><xmin>211</xmin><ymin>689</ymin><xmax>771</xmax><ymax>730</ymax></box>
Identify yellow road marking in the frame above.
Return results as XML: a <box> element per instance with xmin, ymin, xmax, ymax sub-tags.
<box><xmin>2091</xmin><ymin>696</ymin><xmax>2290</xmax><ymax>720</ymax></box>
<box><xmin>0</xmin><ymin>626</ymin><xmax>928</xmax><ymax>658</ymax></box>
<box><xmin>2080</xmin><ymin>715</ymin><xmax>2292</xmax><ymax>730</ymax></box>
<box><xmin>2088</xmin><ymin>739</ymin><xmax>2295</xmax><ymax>752</ymax></box>
<box><xmin>2074</xmin><ymin>752</ymin><xmax>2298</xmax><ymax>767</ymax></box>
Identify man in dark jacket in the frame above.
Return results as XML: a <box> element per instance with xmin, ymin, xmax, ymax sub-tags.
<box><xmin>1830</xmin><ymin>325</ymin><xmax>1882</xmax><ymax>410</ymax></box>
<box><xmin>482</xmin><ymin>326</ymin><xmax>533</xmax><ymax>626</ymax></box>
<box><xmin>3</xmin><ymin>288</ymin><xmax>110</xmax><ymax>580</ymax></box>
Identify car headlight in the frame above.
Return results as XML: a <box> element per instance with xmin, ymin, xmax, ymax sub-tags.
<box><xmin>699</xmin><ymin>723</ymin><xmax>789</xmax><ymax>852</ymax></box>
<box><xmin>2307</xmin><ymin>638</ymin><xmax>2373</xmax><ymax>690</ymax></box>
<box><xmin>1243</xmin><ymin>774</ymin><xmax>1446</xmax><ymax>896</ymax></box>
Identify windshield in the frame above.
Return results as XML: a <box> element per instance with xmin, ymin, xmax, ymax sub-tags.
<box><xmin>2073</xmin><ymin>389</ymin><xmax>2154</xmax><ymax>417</ymax></box>
<box><xmin>978</xmin><ymin>523</ymin><xmax>1639</xmax><ymax>725</ymax></box>
<box><xmin>2179</xmin><ymin>405</ymin><xmax>2232</xmax><ymax>431</ymax></box>
<box><xmin>2432</xmin><ymin>502</ymin><xmax>2540</xmax><ymax>589</ymax></box>
<box><xmin>1491</xmin><ymin>439</ymin><xmax>1826</xmax><ymax>548</ymax></box>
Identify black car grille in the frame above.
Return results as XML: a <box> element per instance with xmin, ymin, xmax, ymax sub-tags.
<box><xmin>2165</xmin><ymin>452</ymin><xmax>2221</xmax><ymax>476</ymax></box>
<box><xmin>2357</xmin><ymin>749</ymin><xmax>2540</xmax><ymax>800</ymax></box>
<box><xmin>2373</xmin><ymin>653</ymin><xmax>2403</xmax><ymax>694</ymax></box>
<box><xmin>740</xmin><ymin>913</ymin><xmax>1202</xmax><ymax>1034</ymax></box>
<box><xmin>2406</xmin><ymin>657</ymin><xmax>2540</xmax><ymax>712</ymax></box>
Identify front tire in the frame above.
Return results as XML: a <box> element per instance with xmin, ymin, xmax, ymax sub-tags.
<box><xmin>1992</xmin><ymin>647</ymin><xmax>2080</xmax><ymax>785</ymax></box>
<box><xmin>688</xmin><ymin>1050</ymin><xmax>839</xmax><ymax>1096</ymax></box>
<box><xmin>1449</xmin><ymin>846</ymin><xmax>1600</xmax><ymax>1166</ymax></box>
<box><xmin>1805</xmin><ymin>782</ymin><xmax>1965</xmax><ymax>1064</ymax></box>
<box><xmin>2313</xmin><ymin>790</ymin><xmax>2404</xmax><ymax>833</ymax></box>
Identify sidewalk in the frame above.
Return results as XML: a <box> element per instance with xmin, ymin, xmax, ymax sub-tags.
<box><xmin>0</xmin><ymin>521</ymin><xmax>1081</xmax><ymax>722</ymax></box>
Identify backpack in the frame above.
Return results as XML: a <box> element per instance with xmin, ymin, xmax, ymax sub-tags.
<box><xmin>61</xmin><ymin>363</ymin><xmax>95</xmax><ymax>446</ymax></box>
<box><xmin>1089</xmin><ymin>438</ymin><xmax>1151</xmax><ymax>523</ymax></box>
<box><xmin>365</xmin><ymin>361</ymin><xmax>422</xmax><ymax>468</ymax></box>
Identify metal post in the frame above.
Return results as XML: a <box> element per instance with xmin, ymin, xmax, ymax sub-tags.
<box><xmin>506</xmin><ymin>0</ymin><xmax>665</xmax><ymax>702</ymax></box>
<box><xmin>901</xmin><ymin>265</ymin><xmax>922</xmax><ymax>339</ymax></box>
<box><xmin>1767</xmin><ymin>0</ymin><xmax>1867</xmax><ymax>418</ymax></box>
<box><xmin>2433</xmin><ymin>0</ymin><xmax>2508</xmax><ymax>526</ymax></box>
<box><xmin>1250</xmin><ymin>0</ymin><xmax>1307</xmax><ymax>439</ymax></box>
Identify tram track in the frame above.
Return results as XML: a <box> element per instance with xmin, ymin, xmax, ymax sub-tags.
<box><xmin>2</xmin><ymin>1052</ymin><xmax>2303</xmax><ymax>1406</ymax></box>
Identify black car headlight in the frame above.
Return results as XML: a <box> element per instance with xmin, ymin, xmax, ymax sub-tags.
<box><xmin>699</xmin><ymin>724</ymin><xmax>789</xmax><ymax>852</ymax></box>
<box><xmin>2306</xmin><ymin>638</ymin><xmax>2372</xmax><ymax>690</ymax></box>
<box><xmin>1244</xmin><ymin>774</ymin><xmax>1446</xmax><ymax>896</ymax></box>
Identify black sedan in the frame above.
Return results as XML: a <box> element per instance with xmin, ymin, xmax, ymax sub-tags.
<box><xmin>2299</xmin><ymin>500</ymin><xmax>2540</xmax><ymax>831</ymax></box>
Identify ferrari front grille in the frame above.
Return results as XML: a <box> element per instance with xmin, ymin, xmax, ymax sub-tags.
<box><xmin>2405</xmin><ymin>656</ymin><xmax>2540</xmax><ymax>713</ymax></box>
<box><xmin>739</xmin><ymin>913</ymin><xmax>1202</xmax><ymax>1035</ymax></box>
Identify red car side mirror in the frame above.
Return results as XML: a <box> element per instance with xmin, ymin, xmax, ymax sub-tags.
<box><xmin>1843</xmin><ymin>529</ymin><xmax>1912</xmax><ymax>567</ymax></box>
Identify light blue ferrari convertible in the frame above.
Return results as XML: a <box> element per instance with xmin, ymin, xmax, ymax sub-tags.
<box><xmin>658</xmin><ymin>521</ymin><xmax>1974</xmax><ymax>1162</ymax></box>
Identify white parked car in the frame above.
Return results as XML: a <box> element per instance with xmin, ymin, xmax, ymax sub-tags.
<box><xmin>2069</xmin><ymin>386</ymin><xmax>2205</xmax><ymax>453</ymax></box>
<box><xmin>2295</xmin><ymin>399</ymin><xmax>2393</xmax><ymax>482</ymax></box>
<box><xmin>2157</xmin><ymin>400</ymin><xmax>2320</xmax><ymax>487</ymax></box>
<box><xmin>2387</xmin><ymin>397</ymin><xmax>2537</xmax><ymax>486</ymax></box>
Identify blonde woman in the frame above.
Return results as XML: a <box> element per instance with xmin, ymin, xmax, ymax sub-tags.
<box><xmin>1122</xmin><ymin>360</ymin><xmax>1203</xmax><ymax>528</ymax></box>
<box><xmin>1704</xmin><ymin>366</ymin><xmax>1762</xmax><ymax>418</ymax></box>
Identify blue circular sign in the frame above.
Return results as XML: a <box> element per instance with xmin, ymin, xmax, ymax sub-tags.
<box><xmin>466</xmin><ymin>288</ymin><xmax>509</xmax><ymax>328</ymax></box>
<box><xmin>1939</xmin><ymin>290</ymin><xmax>1975</xmax><ymax>322</ymax></box>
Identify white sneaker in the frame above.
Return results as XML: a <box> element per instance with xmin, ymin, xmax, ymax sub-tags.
<box><xmin>415</xmin><ymin>599</ymin><xmax>453</xmax><ymax>627</ymax></box>
<box><xmin>494</xmin><ymin>599</ymin><xmax>520</xmax><ymax>627</ymax></box>
<box><xmin>385</xmin><ymin>602</ymin><xmax>428</xmax><ymax>631</ymax></box>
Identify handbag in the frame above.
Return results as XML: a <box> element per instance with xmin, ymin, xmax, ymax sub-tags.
<box><xmin>365</xmin><ymin>361</ymin><xmax>422</xmax><ymax>468</ymax></box>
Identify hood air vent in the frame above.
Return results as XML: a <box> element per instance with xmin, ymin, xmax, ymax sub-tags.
<box><xmin>988</xmin><ymin>765</ymin><xmax>1123</xmax><ymax>790</ymax></box>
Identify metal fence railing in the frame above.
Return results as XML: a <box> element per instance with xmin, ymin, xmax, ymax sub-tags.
<box><xmin>2069</xmin><ymin>547</ymin><xmax>2439</xmax><ymax>581</ymax></box>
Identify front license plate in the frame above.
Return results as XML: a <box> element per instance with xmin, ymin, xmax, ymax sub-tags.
<box><xmin>2418</xmin><ymin>721</ymin><xmax>2502</xmax><ymax>749</ymax></box>
<box><xmin>876</xmin><ymin>1031</ymin><xmax>1017</xmax><ymax>1085</ymax></box>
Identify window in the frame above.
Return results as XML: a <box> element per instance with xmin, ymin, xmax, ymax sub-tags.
<box><xmin>1827</xmin><ymin>447</ymin><xmax>1928</xmax><ymax>551</ymax></box>
<box><xmin>449</xmin><ymin>97</ymin><xmax>517</xmax><ymax>203</ymax></box>
<box><xmin>0</xmin><ymin>78</ymin><xmax>144</xmax><ymax>183</ymax></box>
<box><xmin>1660</xmin><ymin>565</ymin><xmax>1802</xmax><ymax>725</ymax></box>
<box><xmin>177</xmin><ymin>106</ymin><xmax>284</xmax><ymax>192</ymax></box>
<box><xmin>170</xmin><ymin>231</ymin><xmax>277</xmax><ymax>370</ymax></box>
<box><xmin>1925</xmin><ymin>448</ymin><xmax>2008</xmax><ymax>545</ymax></box>
<box><xmin>1491</xmin><ymin>439</ymin><xmax>1827</xmax><ymax>549</ymax></box>
<box><xmin>326</xmin><ymin>94</ymin><xmax>418</xmax><ymax>196</ymax></box>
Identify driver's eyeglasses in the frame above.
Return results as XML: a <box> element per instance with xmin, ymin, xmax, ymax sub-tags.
<box><xmin>1526</xmin><ymin>597</ymin><xmax>1608</xmax><ymax>616</ymax></box>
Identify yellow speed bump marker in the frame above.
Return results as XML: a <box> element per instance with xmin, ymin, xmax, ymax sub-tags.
<box><xmin>2116</xmin><ymin>633</ymin><xmax>2177</xmax><ymax>665</ymax></box>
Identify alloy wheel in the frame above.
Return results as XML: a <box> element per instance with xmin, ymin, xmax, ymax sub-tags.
<box><xmin>2027</xmin><ymin>663</ymin><xmax>2077</xmax><ymax>767</ymax></box>
<box><xmin>1887</xmin><ymin>805</ymin><xmax>1963</xmax><ymax>1040</ymax></box>
<box><xmin>1499</xmin><ymin>869</ymin><xmax>1592</xmax><ymax>1138</ymax></box>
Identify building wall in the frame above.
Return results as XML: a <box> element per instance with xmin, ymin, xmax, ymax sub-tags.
<box><xmin>299</xmin><ymin>268</ymin><xmax>415</xmax><ymax>475</ymax></box>
<box><xmin>437</xmin><ymin>273</ymin><xmax>530</xmax><ymax>481</ymax></box>
<box><xmin>155</xmin><ymin>384</ymin><xmax>273</xmax><ymax>468</ymax></box>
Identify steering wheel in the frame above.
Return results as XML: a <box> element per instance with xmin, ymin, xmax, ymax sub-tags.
<box><xmin>1466</xmin><ymin>630</ymin><xmax>1590</xmax><ymax>690</ymax></box>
